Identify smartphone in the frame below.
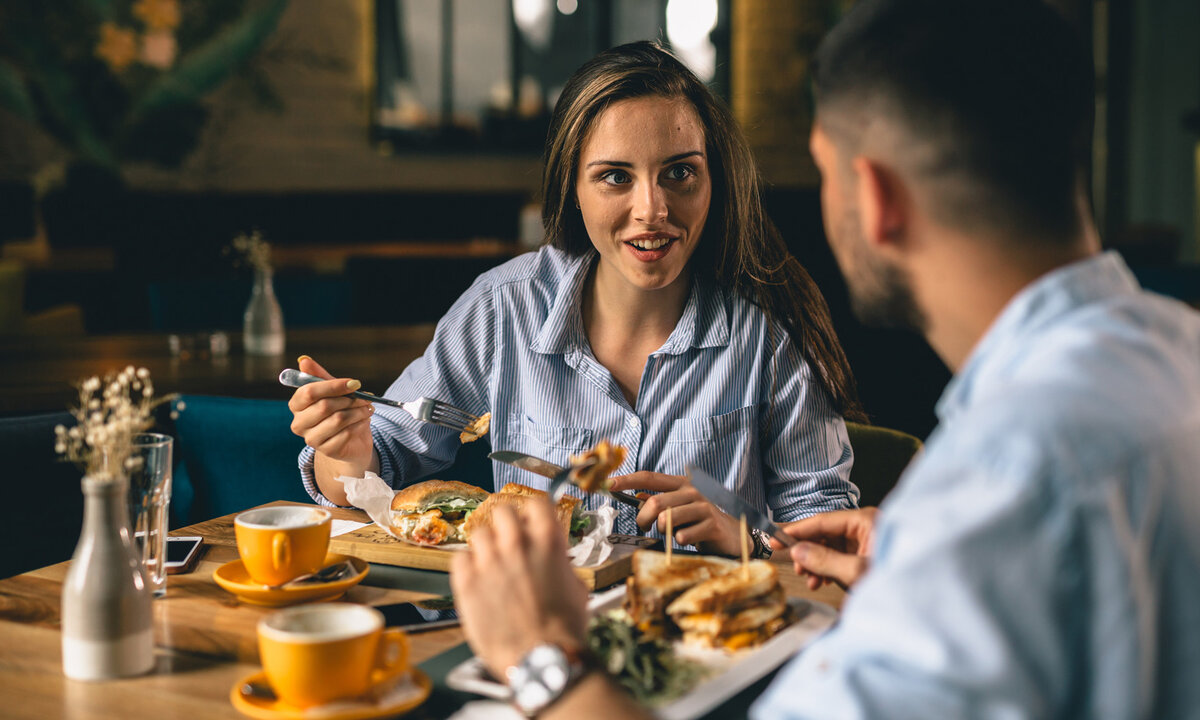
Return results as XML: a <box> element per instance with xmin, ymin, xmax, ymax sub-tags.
<box><xmin>164</xmin><ymin>536</ymin><xmax>205</xmax><ymax>574</ymax></box>
<box><xmin>376</xmin><ymin>596</ymin><xmax>459</xmax><ymax>633</ymax></box>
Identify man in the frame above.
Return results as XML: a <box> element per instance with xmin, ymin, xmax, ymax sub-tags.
<box><xmin>452</xmin><ymin>0</ymin><xmax>1200</xmax><ymax>717</ymax></box>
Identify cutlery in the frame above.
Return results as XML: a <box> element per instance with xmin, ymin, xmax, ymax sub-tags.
<box><xmin>241</xmin><ymin>680</ymin><xmax>277</xmax><ymax>701</ymax></box>
<box><xmin>279</xmin><ymin>368</ymin><xmax>479</xmax><ymax>433</ymax></box>
<box><xmin>687</xmin><ymin>467</ymin><xmax>797</xmax><ymax>547</ymax></box>
<box><xmin>268</xmin><ymin>559</ymin><xmax>355</xmax><ymax>590</ymax></box>
<box><xmin>488</xmin><ymin>450</ymin><xmax>643</xmax><ymax>508</ymax></box>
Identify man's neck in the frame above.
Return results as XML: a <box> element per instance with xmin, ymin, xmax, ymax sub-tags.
<box><xmin>916</xmin><ymin>226</ymin><xmax>1100</xmax><ymax>373</ymax></box>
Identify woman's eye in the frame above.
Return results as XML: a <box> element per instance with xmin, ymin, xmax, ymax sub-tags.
<box><xmin>600</xmin><ymin>169</ymin><xmax>630</xmax><ymax>185</ymax></box>
<box><xmin>666</xmin><ymin>164</ymin><xmax>695</xmax><ymax>181</ymax></box>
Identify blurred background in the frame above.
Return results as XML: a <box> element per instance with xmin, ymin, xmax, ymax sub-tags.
<box><xmin>1</xmin><ymin>0</ymin><xmax>1197</xmax><ymax>440</ymax></box>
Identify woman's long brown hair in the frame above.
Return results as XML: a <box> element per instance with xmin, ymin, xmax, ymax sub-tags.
<box><xmin>541</xmin><ymin>41</ymin><xmax>864</xmax><ymax>421</ymax></box>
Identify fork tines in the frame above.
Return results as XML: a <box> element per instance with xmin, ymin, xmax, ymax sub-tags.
<box><xmin>431</xmin><ymin>404</ymin><xmax>479</xmax><ymax>431</ymax></box>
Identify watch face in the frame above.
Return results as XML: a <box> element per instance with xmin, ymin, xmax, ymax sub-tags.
<box><xmin>515</xmin><ymin>678</ymin><xmax>555</xmax><ymax>713</ymax></box>
<box><xmin>511</xmin><ymin>644</ymin><xmax>572</xmax><ymax>715</ymax></box>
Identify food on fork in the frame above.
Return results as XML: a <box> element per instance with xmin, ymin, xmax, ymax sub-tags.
<box><xmin>463</xmin><ymin>483</ymin><xmax>590</xmax><ymax>542</ymax></box>
<box><xmin>459</xmin><ymin>412</ymin><xmax>491</xmax><ymax>444</ymax></box>
<box><xmin>569</xmin><ymin>439</ymin><xmax>627</xmax><ymax>492</ymax></box>
<box><xmin>389</xmin><ymin>480</ymin><xmax>491</xmax><ymax>546</ymax></box>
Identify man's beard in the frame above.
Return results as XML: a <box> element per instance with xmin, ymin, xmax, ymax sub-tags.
<box><xmin>835</xmin><ymin>211</ymin><xmax>927</xmax><ymax>333</ymax></box>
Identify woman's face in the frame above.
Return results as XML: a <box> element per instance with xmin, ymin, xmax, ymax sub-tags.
<box><xmin>575</xmin><ymin>95</ymin><xmax>711</xmax><ymax>294</ymax></box>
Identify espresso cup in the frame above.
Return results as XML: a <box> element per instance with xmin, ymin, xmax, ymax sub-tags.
<box><xmin>235</xmin><ymin>506</ymin><xmax>332</xmax><ymax>587</ymax></box>
<box><xmin>257</xmin><ymin>603</ymin><xmax>410</xmax><ymax>708</ymax></box>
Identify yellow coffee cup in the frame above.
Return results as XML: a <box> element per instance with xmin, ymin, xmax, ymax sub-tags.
<box><xmin>257</xmin><ymin>603</ymin><xmax>410</xmax><ymax>708</ymax></box>
<box><xmin>235</xmin><ymin>506</ymin><xmax>332</xmax><ymax>587</ymax></box>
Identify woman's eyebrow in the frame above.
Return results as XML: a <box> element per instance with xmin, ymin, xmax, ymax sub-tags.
<box><xmin>584</xmin><ymin>150</ymin><xmax>704</xmax><ymax>169</ymax></box>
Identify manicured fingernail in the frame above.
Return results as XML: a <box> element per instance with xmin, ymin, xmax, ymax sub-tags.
<box><xmin>347</xmin><ymin>379</ymin><xmax>362</xmax><ymax>391</ymax></box>
<box><xmin>297</xmin><ymin>355</ymin><xmax>311</xmax><ymax>364</ymax></box>
<box><xmin>793</xmin><ymin>543</ymin><xmax>810</xmax><ymax>562</ymax></box>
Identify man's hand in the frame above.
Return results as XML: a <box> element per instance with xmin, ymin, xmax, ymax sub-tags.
<box><xmin>607</xmin><ymin>472</ymin><xmax>750</xmax><ymax>557</ymax></box>
<box><xmin>451</xmin><ymin>500</ymin><xmax>590</xmax><ymax>679</ymax></box>
<box><xmin>772</xmin><ymin>508</ymin><xmax>878</xmax><ymax>590</ymax></box>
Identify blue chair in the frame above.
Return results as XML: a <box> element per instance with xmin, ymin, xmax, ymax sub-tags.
<box><xmin>169</xmin><ymin>395</ymin><xmax>312</xmax><ymax>524</ymax></box>
<box><xmin>0</xmin><ymin>411</ymin><xmax>85</xmax><ymax>578</ymax></box>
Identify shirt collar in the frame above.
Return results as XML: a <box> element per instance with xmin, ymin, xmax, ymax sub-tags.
<box><xmin>530</xmin><ymin>252</ymin><xmax>731</xmax><ymax>356</ymax></box>
<box><xmin>936</xmin><ymin>251</ymin><xmax>1140</xmax><ymax>422</ymax></box>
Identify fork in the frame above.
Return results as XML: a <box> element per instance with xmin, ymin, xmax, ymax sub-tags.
<box><xmin>278</xmin><ymin>368</ymin><xmax>480</xmax><ymax>433</ymax></box>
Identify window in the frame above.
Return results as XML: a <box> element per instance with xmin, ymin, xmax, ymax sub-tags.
<box><xmin>373</xmin><ymin>0</ymin><xmax>729</xmax><ymax>153</ymax></box>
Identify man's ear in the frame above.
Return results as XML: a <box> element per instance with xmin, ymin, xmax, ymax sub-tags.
<box><xmin>851</xmin><ymin>156</ymin><xmax>906</xmax><ymax>249</ymax></box>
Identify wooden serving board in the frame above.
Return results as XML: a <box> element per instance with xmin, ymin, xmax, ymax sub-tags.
<box><xmin>330</xmin><ymin>525</ymin><xmax>659</xmax><ymax>590</ymax></box>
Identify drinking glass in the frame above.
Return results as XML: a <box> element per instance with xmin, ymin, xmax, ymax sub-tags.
<box><xmin>127</xmin><ymin>433</ymin><xmax>173</xmax><ymax>597</ymax></box>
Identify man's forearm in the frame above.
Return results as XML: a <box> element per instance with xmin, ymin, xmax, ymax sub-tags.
<box><xmin>541</xmin><ymin>671</ymin><xmax>653</xmax><ymax>720</ymax></box>
<box><xmin>314</xmin><ymin>449</ymin><xmax>380</xmax><ymax>506</ymax></box>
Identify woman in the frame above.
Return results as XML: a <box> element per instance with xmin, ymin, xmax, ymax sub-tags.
<box><xmin>289</xmin><ymin>41</ymin><xmax>862</xmax><ymax>556</ymax></box>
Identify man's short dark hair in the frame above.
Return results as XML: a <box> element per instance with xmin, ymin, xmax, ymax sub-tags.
<box><xmin>813</xmin><ymin>0</ymin><xmax>1094</xmax><ymax>241</ymax></box>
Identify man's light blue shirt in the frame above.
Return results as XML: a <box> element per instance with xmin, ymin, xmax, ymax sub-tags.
<box><xmin>754</xmin><ymin>252</ymin><xmax>1200</xmax><ymax>718</ymax></box>
<box><xmin>300</xmin><ymin>245</ymin><xmax>856</xmax><ymax>535</ymax></box>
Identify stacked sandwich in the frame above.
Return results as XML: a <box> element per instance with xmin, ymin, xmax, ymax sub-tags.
<box><xmin>624</xmin><ymin>550</ymin><xmax>793</xmax><ymax>651</ymax></box>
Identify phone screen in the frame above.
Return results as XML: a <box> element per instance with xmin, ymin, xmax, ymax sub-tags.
<box><xmin>376</xmin><ymin>596</ymin><xmax>458</xmax><ymax>628</ymax></box>
<box><xmin>166</xmin><ymin>537</ymin><xmax>201</xmax><ymax>564</ymax></box>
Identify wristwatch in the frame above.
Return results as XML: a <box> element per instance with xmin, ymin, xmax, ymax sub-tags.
<box><xmin>749</xmin><ymin>527</ymin><xmax>773</xmax><ymax>559</ymax></box>
<box><xmin>505</xmin><ymin>643</ymin><xmax>590</xmax><ymax>717</ymax></box>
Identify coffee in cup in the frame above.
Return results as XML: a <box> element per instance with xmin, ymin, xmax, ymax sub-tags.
<box><xmin>257</xmin><ymin>603</ymin><xmax>410</xmax><ymax>708</ymax></box>
<box><xmin>235</xmin><ymin>506</ymin><xmax>332</xmax><ymax>587</ymax></box>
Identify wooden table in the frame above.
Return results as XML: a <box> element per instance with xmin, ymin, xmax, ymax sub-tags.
<box><xmin>0</xmin><ymin>325</ymin><xmax>437</xmax><ymax>415</ymax></box>
<box><xmin>0</xmin><ymin>502</ymin><xmax>844</xmax><ymax>719</ymax></box>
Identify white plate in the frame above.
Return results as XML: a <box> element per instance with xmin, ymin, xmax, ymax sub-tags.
<box><xmin>445</xmin><ymin>585</ymin><xmax>837</xmax><ymax>720</ymax></box>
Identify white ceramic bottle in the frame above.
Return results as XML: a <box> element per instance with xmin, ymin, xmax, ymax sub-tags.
<box><xmin>243</xmin><ymin>267</ymin><xmax>285</xmax><ymax>355</ymax></box>
<box><xmin>61</xmin><ymin>473</ymin><xmax>155</xmax><ymax>681</ymax></box>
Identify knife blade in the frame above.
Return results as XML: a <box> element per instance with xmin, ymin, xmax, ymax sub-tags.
<box><xmin>488</xmin><ymin>450</ymin><xmax>644</xmax><ymax>508</ymax></box>
<box><xmin>687</xmin><ymin>466</ymin><xmax>797</xmax><ymax>547</ymax></box>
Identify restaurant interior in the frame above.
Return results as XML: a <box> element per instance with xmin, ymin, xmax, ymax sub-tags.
<box><xmin>0</xmin><ymin>0</ymin><xmax>1197</xmax><ymax>716</ymax></box>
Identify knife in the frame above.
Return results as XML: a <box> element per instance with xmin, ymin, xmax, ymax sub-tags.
<box><xmin>488</xmin><ymin>450</ymin><xmax>644</xmax><ymax>508</ymax></box>
<box><xmin>687</xmin><ymin>466</ymin><xmax>797</xmax><ymax>547</ymax></box>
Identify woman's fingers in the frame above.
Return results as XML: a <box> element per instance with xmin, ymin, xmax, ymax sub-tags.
<box><xmin>607</xmin><ymin>471</ymin><xmax>685</xmax><ymax>493</ymax></box>
<box><xmin>298</xmin><ymin>403</ymin><xmax>373</xmax><ymax>452</ymax></box>
<box><xmin>297</xmin><ymin>355</ymin><xmax>333</xmax><ymax>380</ymax></box>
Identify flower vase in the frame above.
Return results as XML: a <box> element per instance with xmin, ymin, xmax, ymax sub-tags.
<box><xmin>61</xmin><ymin>472</ymin><xmax>155</xmax><ymax>681</ymax></box>
<box><xmin>243</xmin><ymin>267</ymin><xmax>285</xmax><ymax>355</ymax></box>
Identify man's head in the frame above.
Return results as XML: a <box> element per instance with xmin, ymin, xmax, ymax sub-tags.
<box><xmin>810</xmin><ymin>0</ymin><xmax>1094</xmax><ymax>331</ymax></box>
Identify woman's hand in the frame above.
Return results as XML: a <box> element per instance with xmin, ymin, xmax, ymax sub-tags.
<box><xmin>287</xmin><ymin>356</ymin><xmax>378</xmax><ymax>504</ymax></box>
<box><xmin>607</xmin><ymin>472</ymin><xmax>750</xmax><ymax>557</ymax></box>
<box><xmin>772</xmin><ymin>508</ymin><xmax>877</xmax><ymax>590</ymax></box>
<box><xmin>451</xmin><ymin>501</ymin><xmax>590</xmax><ymax>679</ymax></box>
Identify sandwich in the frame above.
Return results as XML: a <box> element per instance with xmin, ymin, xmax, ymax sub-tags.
<box><xmin>389</xmin><ymin>480</ymin><xmax>491</xmax><ymax>546</ymax></box>
<box><xmin>569</xmin><ymin>439</ymin><xmax>627</xmax><ymax>492</ymax></box>
<box><xmin>623</xmin><ymin>550</ymin><xmax>794</xmax><ymax>650</ymax></box>
<box><xmin>666</xmin><ymin>560</ymin><xmax>793</xmax><ymax>651</ymax></box>
<box><xmin>463</xmin><ymin>483</ymin><xmax>589</xmax><ymax>541</ymax></box>
<box><xmin>623</xmin><ymin>550</ymin><xmax>740</xmax><ymax>637</ymax></box>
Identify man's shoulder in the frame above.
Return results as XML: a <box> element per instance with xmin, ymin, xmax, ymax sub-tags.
<box><xmin>924</xmin><ymin>297</ymin><xmax>1200</xmax><ymax>494</ymax></box>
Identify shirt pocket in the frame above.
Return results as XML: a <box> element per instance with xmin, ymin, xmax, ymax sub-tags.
<box><xmin>659</xmin><ymin>405</ymin><xmax>757</xmax><ymax>477</ymax></box>
<box><xmin>504</xmin><ymin>412</ymin><xmax>595</xmax><ymax>467</ymax></box>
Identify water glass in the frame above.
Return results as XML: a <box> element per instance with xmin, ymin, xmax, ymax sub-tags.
<box><xmin>127</xmin><ymin>433</ymin><xmax>173</xmax><ymax>597</ymax></box>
